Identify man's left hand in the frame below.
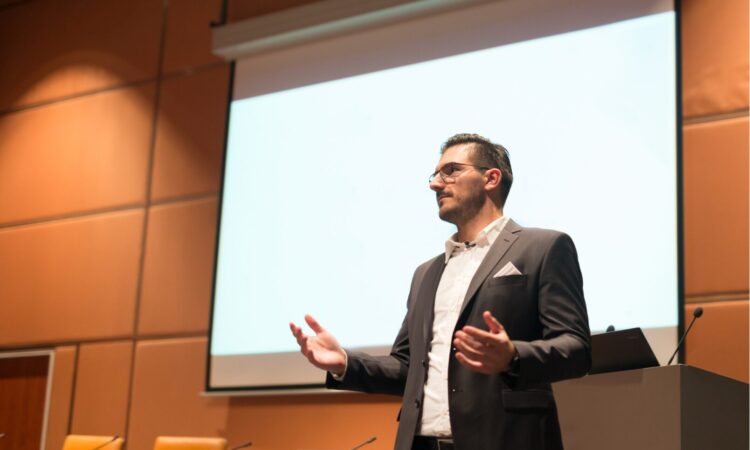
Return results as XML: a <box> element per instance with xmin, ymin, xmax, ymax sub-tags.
<box><xmin>453</xmin><ymin>311</ymin><xmax>516</xmax><ymax>374</ymax></box>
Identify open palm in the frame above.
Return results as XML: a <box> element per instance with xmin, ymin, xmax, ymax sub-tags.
<box><xmin>290</xmin><ymin>314</ymin><xmax>347</xmax><ymax>375</ymax></box>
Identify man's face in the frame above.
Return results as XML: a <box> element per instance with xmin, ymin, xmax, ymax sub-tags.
<box><xmin>429</xmin><ymin>144</ymin><xmax>487</xmax><ymax>225</ymax></box>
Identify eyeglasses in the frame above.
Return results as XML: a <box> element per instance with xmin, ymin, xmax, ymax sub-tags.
<box><xmin>428</xmin><ymin>162</ymin><xmax>490</xmax><ymax>184</ymax></box>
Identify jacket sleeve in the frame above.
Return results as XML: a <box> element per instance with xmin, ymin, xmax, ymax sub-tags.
<box><xmin>325</xmin><ymin>257</ymin><xmax>437</xmax><ymax>395</ymax></box>
<box><xmin>504</xmin><ymin>232</ymin><xmax>591</xmax><ymax>388</ymax></box>
<box><xmin>325</xmin><ymin>313</ymin><xmax>410</xmax><ymax>395</ymax></box>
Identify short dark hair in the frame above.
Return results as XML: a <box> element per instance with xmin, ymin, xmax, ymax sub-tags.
<box><xmin>440</xmin><ymin>133</ymin><xmax>513</xmax><ymax>207</ymax></box>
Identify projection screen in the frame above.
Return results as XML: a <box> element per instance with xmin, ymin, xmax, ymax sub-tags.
<box><xmin>208</xmin><ymin>0</ymin><xmax>680</xmax><ymax>391</ymax></box>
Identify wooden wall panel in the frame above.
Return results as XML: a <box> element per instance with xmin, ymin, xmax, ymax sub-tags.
<box><xmin>162</xmin><ymin>0</ymin><xmax>224</xmax><ymax>74</ymax></box>
<box><xmin>70</xmin><ymin>341</ymin><xmax>132</xmax><ymax>436</ymax></box>
<box><xmin>45</xmin><ymin>346</ymin><xmax>76</xmax><ymax>450</ymax></box>
<box><xmin>683</xmin><ymin>116</ymin><xmax>749</xmax><ymax>296</ymax></box>
<box><xmin>685</xmin><ymin>301</ymin><xmax>749</xmax><ymax>383</ymax></box>
<box><xmin>151</xmin><ymin>67</ymin><xmax>229</xmax><ymax>202</ymax></box>
<box><xmin>138</xmin><ymin>198</ymin><xmax>219</xmax><ymax>336</ymax></box>
<box><xmin>0</xmin><ymin>85</ymin><xmax>155</xmax><ymax>225</ymax></box>
<box><xmin>127</xmin><ymin>338</ymin><xmax>228</xmax><ymax>450</ymax></box>
<box><xmin>225</xmin><ymin>394</ymin><xmax>400</xmax><ymax>450</ymax></box>
<box><xmin>0</xmin><ymin>0</ymin><xmax>162</xmax><ymax>111</ymax></box>
<box><xmin>0</xmin><ymin>210</ymin><xmax>143</xmax><ymax>346</ymax></box>
<box><xmin>0</xmin><ymin>2</ymin><xmax>743</xmax><ymax>449</ymax></box>
<box><xmin>681</xmin><ymin>0</ymin><xmax>749</xmax><ymax>117</ymax></box>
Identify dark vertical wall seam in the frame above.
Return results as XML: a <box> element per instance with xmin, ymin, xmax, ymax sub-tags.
<box><xmin>122</xmin><ymin>0</ymin><xmax>169</xmax><ymax>445</ymax></box>
<box><xmin>66</xmin><ymin>344</ymin><xmax>80</xmax><ymax>435</ymax></box>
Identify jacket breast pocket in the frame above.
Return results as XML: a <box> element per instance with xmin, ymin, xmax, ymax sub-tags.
<box><xmin>486</xmin><ymin>274</ymin><xmax>527</xmax><ymax>288</ymax></box>
<box><xmin>502</xmin><ymin>389</ymin><xmax>554</xmax><ymax>411</ymax></box>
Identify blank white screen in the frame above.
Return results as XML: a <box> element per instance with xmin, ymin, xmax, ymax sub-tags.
<box><xmin>210</xmin><ymin>3</ymin><xmax>678</xmax><ymax>389</ymax></box>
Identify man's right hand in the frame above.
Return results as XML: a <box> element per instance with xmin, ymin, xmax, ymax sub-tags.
<box><xmin>289</xmin><ymin>314</ymin><xmax>347</xmax><ymax>376</ymax></box>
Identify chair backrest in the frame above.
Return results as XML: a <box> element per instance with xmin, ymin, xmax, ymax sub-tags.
<box><xmin>153</xmin><ymin>436</ymin><xmax>228</xmax><ymax>450</ymax></box>
<box><xmin>62</xmin><ymin>435</ymin><xmax>123</xmax><ymax>450</ymax></box>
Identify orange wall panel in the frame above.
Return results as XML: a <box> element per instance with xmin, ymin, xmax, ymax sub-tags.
<box><xmin>151</xmin><ymin>67</ymin><xmax>229</xmax><ymax>202</ymax></box>
<box><xmin>162</xmin><ymin>0</ymin><xmax>224</xmax><ymax>74</ymax></box>
<box><xmin>0</xmin><ymin>1</ymin><xmax>744</xmax><ymax>448</ymax></box>
<box><xmin>70</xmin><ymin>341</ymin><xmax>133</xmax><ymax>436</ymax></box>
<box><xmin>0</xmin><ymin>85</ymin><xmax>155</xmax><ymax>225</ymax></box>
<box><xmin>0</xmin><ymin>210</ymin><xmax>143</xmax><ymax>346</ymax></box>
<box><xmin>127</xmin><ymin>337</ymin><xmax>228</xmax><ymax>450</ymax></box>
<box><xmin>685</xmin><ymin>301</ymin><xmax>749</xmax><ymax>383</ymax></box>
<box><xmin>683</xmin><ymin>116</ymin><xmax>749</xmax><ymax>296</ymax></box>
<box><xmin>681</xmin><ymin>0</ymin><xmax>749</xmax><ymax>117</ymax></box>
<box><xmin>226</xmin><ymin>394</ymin><xmax>400</xmax><ymax>450</ymax></box>
<box><xmin>45</xmin><ymin>346</ymin><xmax>76</xmax><ymax>450</ymax></box>
<box><xmin>138</xmin><ymin>197</ymin><xmax>219</xmax><ymax>336</ymax></box>
<box><xmin>0</xmin><ymin>0</ymin><xmax>162</xmax><ymax>111</ymax></box>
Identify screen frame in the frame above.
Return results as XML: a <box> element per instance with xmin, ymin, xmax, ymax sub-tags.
<box><xmin>204</xmin><ymin>1</ymin><xmax>684</xmax><ymax>394</ymax></box>
<box><xmin>674</xmin><ymin>0</ymin><xmax>686</xmax><ymax>366</ymax></box>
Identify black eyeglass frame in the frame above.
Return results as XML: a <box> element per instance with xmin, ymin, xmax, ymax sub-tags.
<box><xmin>428</xmin><ymin>162</ymin><xmax>491</xmax><ymax>184</ymax></box>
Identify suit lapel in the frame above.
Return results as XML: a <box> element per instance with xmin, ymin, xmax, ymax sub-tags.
<box><xmin>459</xmin><ymin>219</ymin><xmax>522</xmax><ymax>316</ymax></box>
<box><xmin>419</xmin><ymin>256</ymin><xmax>446</xmax><ymax>345</ymax></box>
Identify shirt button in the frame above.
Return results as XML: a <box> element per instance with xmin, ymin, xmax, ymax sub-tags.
<box><xmin>450</xmin><ymin>388</ymin><xmax>457</xmax><ymax>393</ymax></box>
<box><xmin>421</xmin><ymin>359</ymin><xmax>426</xmax><ymax>367</ymax></box>
<box><xmin>414</xmin><ymin>399</ymin><xmax>421</xmax><ymax>408</ymax></box>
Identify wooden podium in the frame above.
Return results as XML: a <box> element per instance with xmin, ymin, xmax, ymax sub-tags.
<box><xmin>552</xmin><ymin>365</ymin><xmax>749</xmax><ymax>450</ymax></box>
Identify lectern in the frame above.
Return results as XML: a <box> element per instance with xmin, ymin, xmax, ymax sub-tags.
<box><xmin>552</xmin><ymin>365</ymin><xmax>749</xmax><ymax>450</ymax></box>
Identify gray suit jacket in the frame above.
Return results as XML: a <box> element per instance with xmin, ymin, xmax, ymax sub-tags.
<box><xmin>327</xmin><ymin>219</ymin><xmax>591</xmax><ymax>450</ymax></box>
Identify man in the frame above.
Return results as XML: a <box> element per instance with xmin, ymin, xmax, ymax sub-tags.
<box><xmin>290</xmin><ymin>134</ymin><xmax>590</xmax><ymax>450</ymax></box>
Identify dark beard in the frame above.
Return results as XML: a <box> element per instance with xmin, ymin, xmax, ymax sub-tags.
<box><xmin>438</xmin><ymin>190</ymin><xmax>485</xmax><ymax>225</ymax></box>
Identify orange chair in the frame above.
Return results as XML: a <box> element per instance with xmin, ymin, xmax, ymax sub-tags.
<box><xmin>153</xmin><ymin>436</ymin><xmax>227</xmax><ymax>450</ymax></box>
<box><xmin>62</xmin><ymin>435</ymin><xmax>123</xmax><ymax>450</ymax></box>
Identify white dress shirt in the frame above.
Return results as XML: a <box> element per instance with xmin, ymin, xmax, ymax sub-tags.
<box><xmin>418</xmin><ymin>215</ymin><xmax>509</xmax><ymax>437</ymax></box>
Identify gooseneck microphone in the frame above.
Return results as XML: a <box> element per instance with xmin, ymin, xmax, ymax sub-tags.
<box><xmin>90</xmin><ymin>435</ymin><xmax>119</xmax><ymax>450</ymax></box>
<box><xmin>667</xmin><ymin>306</ymin><xmax>704</xmax><ymax>366</ymax></box>
<box><xmin>350</xmin><ymin>436</ymin><xmax>377</xmax><ymax>450</ymax></box>
<box><xmin>229</xmin><ymin>441</ymin><xmax>253</xmax><ymax>450</ymax></box>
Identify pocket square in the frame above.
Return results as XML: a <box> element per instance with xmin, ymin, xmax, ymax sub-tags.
<box><xmin>493</xmin><ymin>261</ymin><xmax>522</xmax><ymax>277</ymax></box>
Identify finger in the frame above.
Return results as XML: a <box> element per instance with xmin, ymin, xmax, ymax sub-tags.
<box><xmin>290</xmin><ymin>323</ymin><xmax>307</xmax><ymax>341</ymax></box>
<box><xmin>454</xmin><ymin>350</ymin><xmax>482</xmax><ymax>368</ymax></box>
<box><xmin>483</xmin><ymin>311</ymin><xmax>504</xmax><ymax>334</ymax></box>
<box><xmin>453</xmin><ymin>336</ymin><xmax>485</xmax><ymax>360</ymax></box>
<box><xmin>289</xmin><ymin>322</ymin><xmax>302</xmax><ymax>337</ymax></box>
<box><xmin>297</xmin><ymin>333</ymin><xmax>308</xmax><ymax>350</ymax></box>
<box><xmin>455</xmin><ymin>352</ymin><xmax>491</xmax><ymax>374</ymax></box>
<box><xmin>454</xmin><ymin>330</ymin><xmax>485</xmax><ymax>353</ymax></box>
<box><xmin>305</xmin><ymin>314</ymin><xmax>325</xmax><ymax>334</ymax></box>
<box><xmin>461</xmin><ymin>325</ymin><xmax>496</xmax><ymax>345</ymax></box>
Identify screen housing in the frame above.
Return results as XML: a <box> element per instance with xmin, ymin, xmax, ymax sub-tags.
<box><xmin>205</xmin><ymin>0</ymin><xmax>684</xmax><ymax>394</ymax></box>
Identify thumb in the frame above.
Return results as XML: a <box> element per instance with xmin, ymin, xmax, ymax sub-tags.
<box><xmin>483</xmin><ymin>311</ymin><xmax>504</xmax><ymax>334</ymax></box>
